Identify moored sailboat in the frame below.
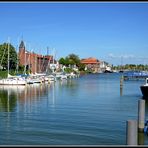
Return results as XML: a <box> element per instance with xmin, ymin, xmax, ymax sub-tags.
<box><xmin>0</xmin><ymin>39</ymin><xmax>26</xmax><ymax>85</ymax></box>
<box><xmin>0</xmin><ymin>74</ymin><xmax>26</xmax><ymax>85</ymax></box>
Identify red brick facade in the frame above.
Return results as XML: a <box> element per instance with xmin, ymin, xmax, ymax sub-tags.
<box><xmin>18</xmin><ymin>41</ymin><xmax>53</xmax><ymax>74</ymax></box>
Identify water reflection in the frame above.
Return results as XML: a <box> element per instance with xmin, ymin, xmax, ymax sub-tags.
<box><xmin>0</xmin><ymin>85</ymin><xmax>25</xmax><ymax>112</ymax></box>
<box><xmin>21</xmin><ymin>84</ymin><xmax>48</xmax><ymax>102</ymax></box>
<box><xmin>120</xmin><ymin>87</ymin><xmax>123</xmax><ymax>96</ymax></box>
<box><xmin>1</xmin><ymin>73</ymin><xmax>148</xmax><ymax>145</ymax></box>
<box><xmin>48</xmin><ymin>82</ymin><xmax>56</xmax><ymax>108</ymax></box>
<box><xmin>0</xmin><ymin>84</ymin><xmax>50</xmax><ymax>113</ymax></box>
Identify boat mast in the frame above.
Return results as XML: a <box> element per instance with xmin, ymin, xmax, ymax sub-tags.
<box><xmin>35</xmin><ymin>53</ymin><xmax>37</xmax><ymax>74</ymax></box>
<box><xmin>52</xmin><ymin>48</ymin><xmax>55</xmax><ymax>73</ymax></box>
<box><xmin>23</xmin><ymin>41</ymin><xmax>27</xmax><ymax>75</ymax></box>
<box><xmin>46</xmin><ymin>46</ymin><xmax>50</xmax><ymax>74</ymax></box>
<box><xmin>16</xmin><ymin>44</ymin><xmax>19</xmax><ymax>74</ymax></box>
<box><xmin>7</xmin><ymin>37</ymin><xmax>10</xmax><ymax>77</ymax></box>
<box><xmin>16</xmin><ymin>37</ymin><xmax>20</xmax><ymax>74</ymax></box>
<box><xmin>29</xmin><ymin>45</ymin><xmax>31</xmax><ymax>74</ymax></box>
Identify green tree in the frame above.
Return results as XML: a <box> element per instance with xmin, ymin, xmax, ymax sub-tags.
<box><xmin>0</xmin><ymin>43</ymin><xmax>17</xmax><ymax>70</ymax></box>
<box><xmin>78</xmin><ymin>63</ymin><xmax>85</xmax><ymax>71</ymax></box>
<box><xmin>65</xmin><ymin>57</ymin><xmax>70</xmax><ymax>66</ymax></box>
<box><xmin>66</xmin><ymin>53</ymin><xmax>80</xmax><ymax>66</ymax></box>
<box><xmin>59</xmin><ymin>57</ymin><xmax>65</xmax><ymax>65</ymax></box>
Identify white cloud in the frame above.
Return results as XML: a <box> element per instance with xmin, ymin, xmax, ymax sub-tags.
<box><xmin>108</xmin><ymin>53</ymin><xmax>117</xmax><ymax>58</ymax></box>
<box><xmin>108</xmin><ymin>53</ymin><xmax>135</xmax><ymax>59</ymax></box>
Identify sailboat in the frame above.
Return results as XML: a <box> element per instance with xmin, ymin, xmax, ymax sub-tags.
<box><xmin>0</xmin><ymin>39</ymin><xmax>26</xmax><ymax>85</ymax></box>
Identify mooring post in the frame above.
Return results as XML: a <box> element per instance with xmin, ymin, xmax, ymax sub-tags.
<box><xmin>138</xmin><ymin>99</ymin><xmax>145</xmax><ymax>132</ymax></box>
<box><xmin>120</xmin><ymin>76</ymin><xmax>123</xmax><ymax>96</ymax></box>
<box><xmin>120</xmin><ymin>76</ymin><xmax>123</xmax><ymax>88</ymax></box>
<box><xmin>126</xmin><ymin>120</ymin><xmax>137</xmax><ymax>145</ymax></box>
<box><xmin>138</xmin><ymin>132</ymin><xmax>144</xmax><ymax>145</ymax></box>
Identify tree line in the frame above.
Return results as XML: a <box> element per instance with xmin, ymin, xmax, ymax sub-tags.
<box><xmin>0</xmin><ymin>42</ymin><xmax>148</xmax><ymax>75</ymax></box>
<box><xmin>113</xmin><ymin>64</ymin><xmax>148</xmax><ymax>71</ymax></box>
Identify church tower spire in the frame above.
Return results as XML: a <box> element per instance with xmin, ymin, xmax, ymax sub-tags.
<box><xmin>19</xmin><ymin>40</ymin><xmax>25</xmax><ymax>50</ymax></box>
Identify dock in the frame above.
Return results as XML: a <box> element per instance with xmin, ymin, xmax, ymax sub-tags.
<box><xmin>123</xmin><ymin>71</ymin><xmax>148</xmax><ymax>80</ymax></box>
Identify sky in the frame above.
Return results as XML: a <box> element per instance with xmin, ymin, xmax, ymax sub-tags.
<box><xmin>0</xmin><ymin>1</ymin><xmax>148</xmax><ymax>66</ymax></box>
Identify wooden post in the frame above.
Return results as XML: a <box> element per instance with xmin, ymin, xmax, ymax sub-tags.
<box><xmin>120</xmin><ymin>76</ymin><xmax>123</xmax><ymax>88</ymax></box>
<box><xmin>138</xmin><ymin>99</ymin><xmax>145</xmax><ymax>132</ymax></box>
<box><xmin>126</xmin><ymin>120</ymin><xmax>137</xmax><ymax>145</ymax></box>
<box><xmin>138</xmin><ymin>132</ymin><xmax>144</xmax><ymax>145</ymax></box>
<box><xmin>120</xmin><ymin>76</ymin><xmax>123</xmax><ymax>96</ymax></box>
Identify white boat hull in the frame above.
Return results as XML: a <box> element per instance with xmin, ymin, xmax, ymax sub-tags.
<box><xmin>0</xmin><ymin>78</ymin><xmax>26</xmax><ymax>85</ymax></box>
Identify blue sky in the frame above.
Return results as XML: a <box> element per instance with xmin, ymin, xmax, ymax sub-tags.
<box><xmin>0</xmin><ymin>2</ymin><xmax>148</xmax><ymax>66</ymax></box>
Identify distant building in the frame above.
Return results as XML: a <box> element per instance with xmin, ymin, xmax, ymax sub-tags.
<box><xmin>18</xmin><ymin>40</ymin><xmax>55</xmax><ymax>74</ymax></box>
<box><xmin>80</xmin><ymin>57</ymin><xmax>100</xmax><ymax>73</ymax></box>
<box><xmin>99</xmin><ymin>61</ymin><xmax>113</xmax><ymax>73</ymax></box>
<box><xmin>80</xmin><ymin>57</ymin><xmax>113</xmax><ymax>73</ymax></box>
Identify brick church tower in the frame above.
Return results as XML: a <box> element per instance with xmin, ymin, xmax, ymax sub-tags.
<box><xmin>18</xmin><ymin>40</ymin><xmax>26</xmax><ymax>67</ymax></box>
<box><xmin>18</xmin><ymin>40</ymin><xmax>53</xmax><ymax>74</ymax></box>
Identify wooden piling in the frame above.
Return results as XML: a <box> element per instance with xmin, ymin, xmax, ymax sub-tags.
<box><xmin>126</xmin><ymin>120</ymin><xmax>137</xmax><ymax>145</ymax></box>
<box><xmin>120</xmin><ymin>76</ymin><xmax>123</xmax><ymax>96</ymax></box>
<box><xmin>138</xmin><ymin>99</ymin><xmax>145</xmax><ymax>132</ymax></box>
<box><xmin>120</xmin><ymin>76</ymin><xmax>123</xmax><ymax>88</ymax></box>
<box><xmin>138</xmin><ymin>132</ymin><xmax>144</xmax><ymax>145</ymax></box>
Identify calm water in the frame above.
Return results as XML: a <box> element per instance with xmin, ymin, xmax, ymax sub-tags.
<box><xmin>0</xmin><ymin>73</ymin><xmax>148</xmax><ymax>146</ymax></box>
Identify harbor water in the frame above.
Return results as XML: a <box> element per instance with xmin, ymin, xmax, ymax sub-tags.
<box><xmin>0</xmin><ymin>73</ymin><xmax>148</xmax><ymax>145</ymax></box>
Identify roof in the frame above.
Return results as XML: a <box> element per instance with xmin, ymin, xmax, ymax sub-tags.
<box><xmin>81</xmin><ymin>57</ymin><xmax>100</xmax><ymax>64</ymax></box>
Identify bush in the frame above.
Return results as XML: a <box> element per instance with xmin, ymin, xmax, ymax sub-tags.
<box><xmin>64</xmin><ymin>67</ymin><xmax>74</xmax><ymax>73</ymax></box>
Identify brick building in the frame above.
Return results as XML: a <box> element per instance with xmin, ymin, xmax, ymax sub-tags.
<box><xmin>18</xmin><ymin>40</ymin><xmax>54</xmax><ymax>74</ymax></box>
<box><xmin>80</xmin><ymin>57</ymin><xmax>100</xmax><ymax>73</ymax></box>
